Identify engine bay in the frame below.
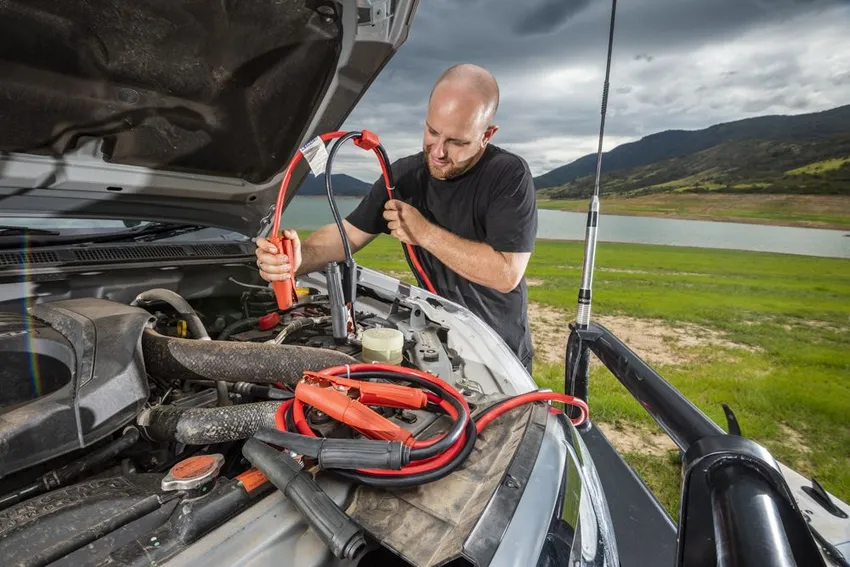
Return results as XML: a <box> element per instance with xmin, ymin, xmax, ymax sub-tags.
<box><xmin>0</xmin><ymin>272</ymin><xmax>547</xmax><ymax>567</ymax></box>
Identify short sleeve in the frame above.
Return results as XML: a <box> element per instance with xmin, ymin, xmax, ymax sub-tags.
<box><xmin>345</xmin><ymin>176</ymin><xmax>391</xmax><ymax>236</ymax></box>
<box><xmin>484</xmin><ymin>167</ymin><xmax>538</xmax><ymax>253</ymax></box>
<box><xmin>345</xmin><ymin>154</ymin><xmax>422</xmax><ymax>236</ymax></box>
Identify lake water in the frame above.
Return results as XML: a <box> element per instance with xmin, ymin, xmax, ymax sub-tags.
<box><xmin>281</xmin><ymin>196</ymin><xmax>850</xmax><ymax>259</ymax></box>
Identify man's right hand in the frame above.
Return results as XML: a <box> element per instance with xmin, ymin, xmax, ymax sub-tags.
<box><xmin>255</xmin><ymin>229</ymin><xmax>302</xmax><ymax>283</ymax></box>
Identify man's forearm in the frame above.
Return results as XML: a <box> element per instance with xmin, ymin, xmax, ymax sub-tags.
<box><xmin>422</xmin><ymin>224</ymin><xmax>521</xmax><ymax>293</ymax></box>
<box><xmin>295</xmin><ymin>222</ymin><xmax>376</xmax><ymax>276</ymax></box>
<box><xmin>294</xmin><ymin>225</ymin><xmax>346</xmax><ymax>276</ymax></box>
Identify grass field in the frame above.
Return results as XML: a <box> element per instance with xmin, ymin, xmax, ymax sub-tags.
<box><xmin>537</xmin><ymin>193</ymin><xmax>850</xmax><ymax>230</ymax></box>
<box><xmin>787</xmin><ymin>156</ymin><xmax>850</xmax><ymax>175</ymax></box>
<box><xmin>350</xmin><ymin>234</ymin><xmax>850</xmax><ymax>516</ymax></box>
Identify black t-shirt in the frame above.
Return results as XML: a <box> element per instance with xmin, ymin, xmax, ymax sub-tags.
<box><xmin>346</xmin><ymin>144</ymin><xmax>538</xmax><ymax>366</ymax></box>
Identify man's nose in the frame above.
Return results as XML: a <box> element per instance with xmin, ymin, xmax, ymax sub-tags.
<box><xmin>430</xmin><ymin>140</ymin><xmax>447</xmax><ymax>158</ymax></box>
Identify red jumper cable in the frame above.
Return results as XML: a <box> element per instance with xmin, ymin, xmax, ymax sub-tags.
<box><xmin>263</xmin><ymin>363</ymin><xmax>589</xmax><ymax>488</ymax></box>
<box><xmin>269</xmin><ymin>131</ymin><xmax>346</xmax><ymax>310</ymax></box>
<box><xmin>268</xmin><ymin>130</ymin><xmax>437</xmax><ymax>312</ymax></box>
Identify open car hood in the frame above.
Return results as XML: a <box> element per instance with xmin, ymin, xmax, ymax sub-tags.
<box><xmin>0</xmin><ymin>1</ymin><xmax>419</xmax><ymax>237</ymax></box>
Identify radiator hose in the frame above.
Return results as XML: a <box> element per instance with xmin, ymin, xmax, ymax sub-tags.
<box><xmin>141</xmin><ymin>328</ymin><xmax>357</xmax><ymax>389</ymax></box>
<box><xmin>131</xmin><ymin>288</ymin><xmax>210</xmax><ymax>340</ymax></box>
<box><xmin>138</xmin><ymin>402</ymin><xmax>282</xmax><ymax>445</ymax></box>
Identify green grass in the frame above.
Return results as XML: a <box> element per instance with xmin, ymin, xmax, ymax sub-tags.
<box><xmin>786</xmin><ymin>156</ymin><xmax>850</xmax><ymax>175</ymax></box>
<box><xmin>352</xmin><ymin>235</ymin><xmax>850</xmax><ymax>517</ymax></box>
<box><xmin>537</xmin><ymin>194</ymin><xmax>850</xmax><ymax>230</ymax></box>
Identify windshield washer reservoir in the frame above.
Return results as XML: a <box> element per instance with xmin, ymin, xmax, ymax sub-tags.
<box><xmin>361</xmin><ymin>328</ymin><xmax>404</xmax><ymax>364</ymax></box>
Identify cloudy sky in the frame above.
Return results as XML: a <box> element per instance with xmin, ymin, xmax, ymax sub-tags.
<box><xmin>333</xmin><ymin>0</ymin><xmax>850</xmax><ymax>183</ymax></box>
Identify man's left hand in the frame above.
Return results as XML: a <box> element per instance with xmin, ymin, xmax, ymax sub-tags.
<box><xmin>383</xmin><ymin>199</ymin><xmax>434</xmax><ymax>247</ymax></box>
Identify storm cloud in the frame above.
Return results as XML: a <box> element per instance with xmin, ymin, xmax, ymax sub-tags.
<box><xmin>335</xmin><ymin>0</ymin><xmax>850</xmax><ymax>182</ymax></box>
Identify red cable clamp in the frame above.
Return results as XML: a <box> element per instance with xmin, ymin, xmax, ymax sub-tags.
<box><xmin>353</xmin><ymin>129</ymin><xmax>380</xmax><ymax>151</ymax></box>
<box><xmin>258</xmin><ymin>312</ymin><xmax>281</xmax><ymax>331</ymax></box>
<box><xmin>269</xmin><ymin>235</ymin><xmax>297</xmax><ymax>311</ymax></box>
<box><xmin>302</xmin><ymin>371</ymin><xmax>427</xmax><ymax>410</ymax></box>
<box><xmin>294</xmin><ymin>382</ymin><xmax>414</xmax><ymax>444</ymax></box>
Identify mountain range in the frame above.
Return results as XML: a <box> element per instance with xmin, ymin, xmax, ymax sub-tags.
<box><xmin>297</xmin><ymin>173</ymin><xmax>371</xmax><ymax>197</ymax></box>
<box><xmin>535</xmin><ymin>104</ymin><xmax>850</xmax><ymax>198</ymax></box>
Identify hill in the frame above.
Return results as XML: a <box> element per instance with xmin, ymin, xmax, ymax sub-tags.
<box><xmin>534</xmin><ymin>104</ymin><xmax>850</xmax><ymax>195</ymax></box>
<box><xmin>540</xmin><ymin>134</ymin><xmax>850</xmax><ymax>200</ymax></box>
<box><xmin>297</xmin><ymin>173</ymin><xmax>371</xmax><ymax>197</ymax></box>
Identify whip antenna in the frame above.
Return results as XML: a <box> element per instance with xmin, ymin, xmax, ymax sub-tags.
<box><xmin>576</xmin><ymin>0</ymin><xmax>617</xmax><ymax>328</ymax></box>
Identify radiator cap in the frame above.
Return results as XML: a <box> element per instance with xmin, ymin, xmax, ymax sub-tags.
<box><xmin>162</xmin><ymin>453</ymin><xmax>225</xmax><ymax>492</ymax></box>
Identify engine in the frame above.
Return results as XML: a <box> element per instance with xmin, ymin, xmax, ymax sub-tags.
<box><xmin>0</xmin><ymin>300</ymin><xmax>152</xmax><ymax>479</ymax></box>
<box><xmin>0</xmin><ymin>284</ymin><xmax>511</xmax><ymax>567</ymax></box>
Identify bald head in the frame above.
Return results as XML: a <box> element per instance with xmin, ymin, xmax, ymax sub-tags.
<box><xmin>430</xmin><ymin>63</ymin><xmax>500</xmax><ymax>126</ymax></box>
<box><xmin>422</xmin><ymin>64</ymin><xmax>501</xmax><ymax>180</ymax></box>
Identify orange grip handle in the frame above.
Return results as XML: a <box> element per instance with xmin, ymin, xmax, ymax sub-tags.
<box><xmin>295</xmin><ymin>383</ymin><xmax>413</xmax><ymax>444</ymax></box>
<box><xmin>330</xmin><ymin>377</ymin><xmax>428</xmax><ymax>410</ymax></box>
<box><xmin>269</xmin><ymin>235</ymin><xmax>295</xmax><ymax>311</ymax></box>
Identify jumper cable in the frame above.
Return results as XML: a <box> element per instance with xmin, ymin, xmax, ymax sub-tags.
<box><xmin>268</xmin><ymin>130</ymin><xmax>437</xmax><ymax>313</ymax></box>
<box><xmin>260</xmin><ymin>363</ymin><xmax>588</xmax><ymax>488</ymax></box>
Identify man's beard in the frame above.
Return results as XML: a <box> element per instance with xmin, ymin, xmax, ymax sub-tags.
<box><xmin>426</xmin><ymin>155</ymin><xmax>469</xmax><ymax>181</ymax></box>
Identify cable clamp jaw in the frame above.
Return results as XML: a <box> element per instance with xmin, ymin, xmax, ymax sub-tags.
<box><xmin>301</xmin><ymin>371</ymin><xmax>428</xmax><ymax>410</ymax></box>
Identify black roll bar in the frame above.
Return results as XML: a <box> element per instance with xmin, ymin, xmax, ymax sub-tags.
<box><xmin>565</xmin><ymin>321</ymin><xmax>829</xmax><ymax>567</ymax></box>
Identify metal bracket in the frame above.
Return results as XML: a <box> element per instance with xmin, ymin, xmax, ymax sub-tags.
<box><xmin>357</xmin><ymin>0</ymin><xmax>392</xmax><ymax>25</ymax></box>
<box><xmin>721</xmin><ymin>403</ymin><xmax>741</xmax><ymax>436</ymax></box>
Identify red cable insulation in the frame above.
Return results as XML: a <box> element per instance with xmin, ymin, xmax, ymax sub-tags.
<box><xmin>274</xmin><ymin>363</ymin><xmax>589</xmax><ymax>478</ymax></box>
<box><xmin>288</xmin><ymin>364</ymin><xmax>470</xmax><ymax>476</ymax></box>
<box><xmin>475</xmin><ymin>392</ymin><xmax>589</xmax><ymax>433</ymax></box>
<box><xmin>373</xmin><ymin>149</ymin><xmax>438</xmax><ymax>295</ymax></box>
<box><xmin>270</xmin><ymin>131</ymin><xmax>437</xmax><ymax>295</ymax></box>
<box><xmin>271</xmin><ymin>131</ymin><xmax>346</xmax><ymax>240</ymax></box>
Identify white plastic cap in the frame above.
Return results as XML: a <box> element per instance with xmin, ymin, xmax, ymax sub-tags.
<box><xmin>361</xmin><ymin>327</ymin><xmax>404</xmax><ymax>364</ymax></box>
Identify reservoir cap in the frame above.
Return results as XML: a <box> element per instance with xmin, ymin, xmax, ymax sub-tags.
<box><xmin>361</xmin><ymin>327</ymin><xmax>404</xmax><ymax>364</ymax></box>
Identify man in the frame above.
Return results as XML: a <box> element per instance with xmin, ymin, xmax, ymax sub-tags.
<box><xmin>255</xmin><ymin>63</ymin><xmax>538</xmax><ymax>372</ymax></box>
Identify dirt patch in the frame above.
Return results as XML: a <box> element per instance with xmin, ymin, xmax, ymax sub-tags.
<box><xmin>742</xmin><ymin>315</ymin><xmax>846</xmax><ymax>334</ymax></box>
<box><xmin>557</xmin><ymin>264</ymin><xmax>711</xmax><ymax>277</ymax></box>
<box><xmin>596</xmin><ymin>423</ymin><xmax>678</xmax><ymax>457</ymax></box>
<box><xmin>798</xmin><ymin>319</ymin><xmax>847</xmax><ymax>333</ymax></box>
<box><xmin>528</xmin><ymin>301</ymin><xmax>758</xmax><ymax>366</ymax></box>
<box><xmin>780</xmin><ymin>424</ymin><xmax>812</xmax><ymax>455</ymax></box>
<box><xmin>526</xmin><ymin>278</ymin><xmax>545</xmax><ymax>287</ymax></box>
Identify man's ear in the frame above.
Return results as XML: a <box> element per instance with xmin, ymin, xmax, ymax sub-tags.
<box><xmin>483</xmin><ymin>124</ymin><xmax>498</xmax><ymax>145</ymax></box>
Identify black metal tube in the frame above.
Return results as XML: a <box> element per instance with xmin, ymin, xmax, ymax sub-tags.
<box><xmin>0</xmin><ymin>483</ymin><xmax>42</xmax><ymax>512</ymax></box>
<box><xmin>564</xmin><ymin>329</ymin><xmax>591</xmax><ymax>422</ymax></box>
<box><xmin>589</xmin><ymin>323</ymin><xmax>724</xmax><ymax>451</ymax></box>
<box><xmin>710</xmin><ymin>465</ymin><xmax>798</xmax><ymax>567</ymax></box>
<box><xmin>189</xmin><ymin>380</ymin><xmax>294</xmax><ymax>400</ymax></box>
